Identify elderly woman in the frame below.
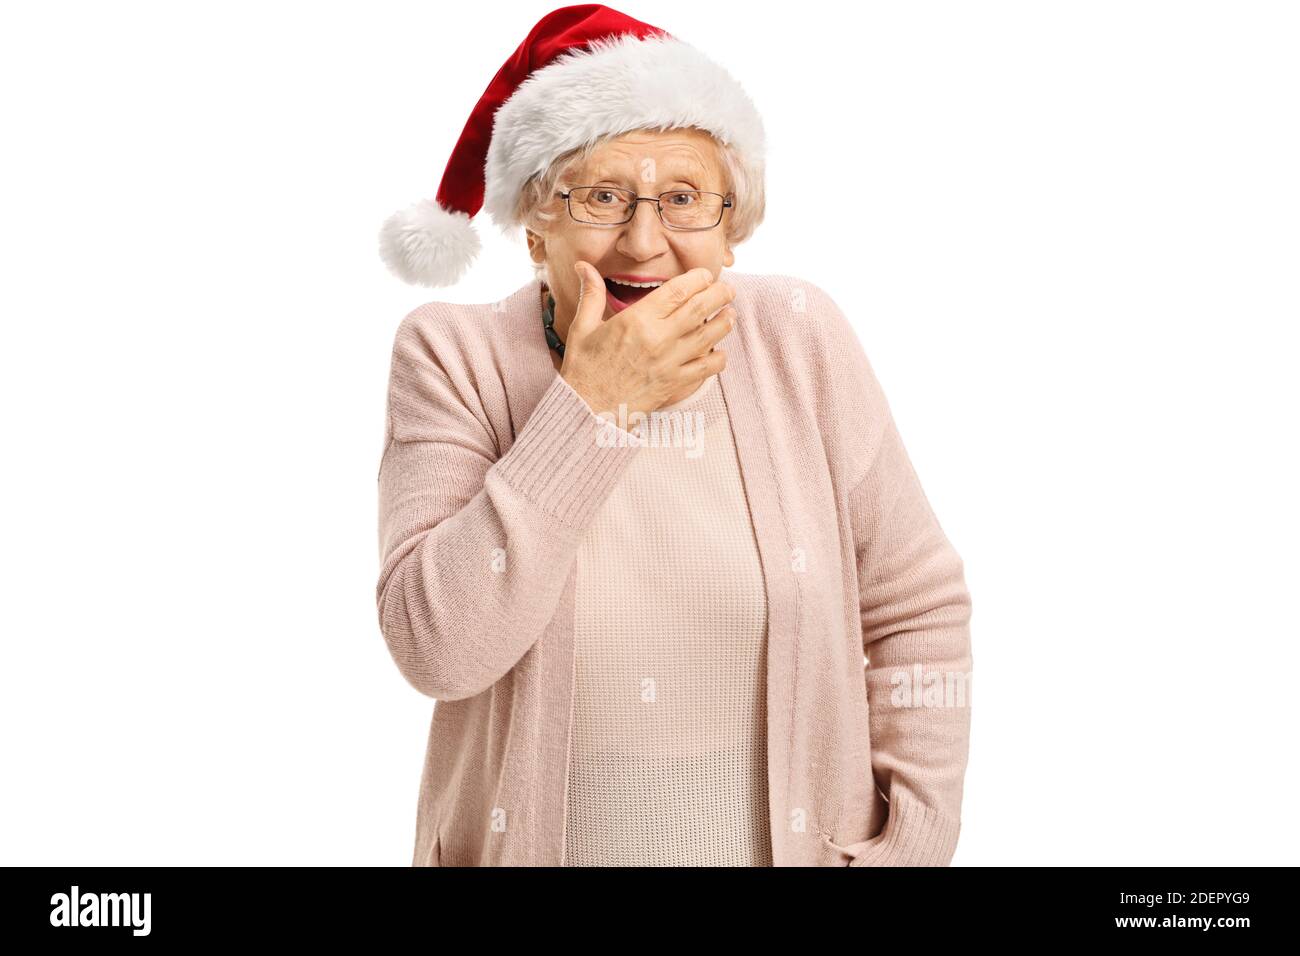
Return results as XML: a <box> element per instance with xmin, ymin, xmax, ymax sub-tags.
<box><xmin>376</xmin><ymin>5</ymin><xmax>972</xmax><ymax>867</ymax></box>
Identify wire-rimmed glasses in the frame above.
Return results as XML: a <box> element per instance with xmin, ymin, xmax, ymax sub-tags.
<box><xmin>559</xmin><ymin>185</ymin><xmax>733</xmax><ymax>230</ymax></box>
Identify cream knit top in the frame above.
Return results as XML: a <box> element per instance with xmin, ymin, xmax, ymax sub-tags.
<box><xmin>561</xmin><ymin>370</ymin><xmax>772</xmax><ymax>866</ymax></box>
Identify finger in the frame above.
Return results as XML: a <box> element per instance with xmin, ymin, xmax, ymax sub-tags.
<box><xmin>675</xmin><ymin>347</ymin><xmax>728</xmax><ymax>382</ymax></box>
<box><xmin>667</xmin><ymin>279</ymin><xmax>736</xmax><ymax>340</ymax></box>
<box><xmin>570</xmin><ymin>261</ymin><xmax>608</xmax><ymax>337</ymax></box>
<box><xmin>672</xmin><ymin>304</ymin><xmax>735</xmax><ymax>361</ymax></box>
<box><xmin>633</xmin><ymin>266</ymin><xmax>716</xmax><ymax>319</ymax></box>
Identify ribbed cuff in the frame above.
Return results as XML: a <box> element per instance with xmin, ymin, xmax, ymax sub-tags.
<box><xmin>493</xmin><ymin>372</ymin><xmax>647</xmax><ymax>529</ymax></box>
<box><xmin>848</xmin><ymin>788</ymin><xmax>962</xmax><ymax>867</ymax></box>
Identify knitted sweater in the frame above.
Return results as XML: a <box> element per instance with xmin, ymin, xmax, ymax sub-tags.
<box><xmin>376</xmin><ymin>270</ymin><xmax>973</xmax><ymax>866</ymax></box>
<box><xmin>564</xmin><ymin>371</ymin><xmax>773</xmax><ymax>866</ymax></box>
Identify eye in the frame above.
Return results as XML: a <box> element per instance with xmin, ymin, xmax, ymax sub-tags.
<box><xmin>591</xmin><ymin>189</ymin><xmax>624</xmax><ymax>206</ymax></box>
<box><xmin>665</xmin><ymin>191</ymin><xmax>699</xmax><ymax>206</ymax></box>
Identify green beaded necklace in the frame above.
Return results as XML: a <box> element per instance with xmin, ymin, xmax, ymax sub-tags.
<box><xmin>540</xmin><ymin>291</ymin><xmax>564</xmax><ymax>358</ymax></box>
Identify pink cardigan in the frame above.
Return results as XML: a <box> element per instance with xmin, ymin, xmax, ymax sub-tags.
<box><xmin>376</xmin><ymin>270</ymin><xmax>973</xmax><ymax>866</ymax></box>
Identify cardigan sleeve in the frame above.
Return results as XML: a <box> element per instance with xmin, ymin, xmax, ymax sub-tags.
<box><xmin>376</xmin><ymin>311</ymin><xmax>647</xmax><ymax>701</ymax></box>
<box><xmin>846</xmin><ymin>409</ymin><xmax>973</xmax><ymax>867</ymax></box>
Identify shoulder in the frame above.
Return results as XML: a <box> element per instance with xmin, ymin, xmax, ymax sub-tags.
<box><xmin>726</xmin><ymin>270</ymin><xmax>878</xmax><ymax>383</ymax></box>
<box><xmin>726</xmin><ymin>270</ymin><xmax>844</xmax><ymax>311</ymax></box>
<box><xmin>389</xmin><ymin>298</ymin><xmax>506</xmax><ymax>381</ymax></box>
<box><xmin>726</xmin><ymin>270</ymin><xmax>893</xmax><ymax>480</ymax></box>
<box><xmin>727</xmin><ymin>270</ymin><xmax>839</xmax><ymax>308</ymax></box>
<box><xmin>726</xmin><ymin>271</ymin><xmax>862</xmax><ymax>357</ymax></box>
<box><xmin>385</xmin><ymin>296</ymin><xmax>514</xmax><ymax>442</ymax></box>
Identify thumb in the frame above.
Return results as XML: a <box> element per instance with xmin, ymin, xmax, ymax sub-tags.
<box><xmin>571</xmin><ymin>261</ymin><xmax>607</xmax><ymax>337</ymax></box>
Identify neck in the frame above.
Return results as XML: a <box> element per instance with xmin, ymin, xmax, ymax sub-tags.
<box><xmin>545</xmin><ymin>285</ymin><xmax>573</xmax><ymax>334</ymax></box>
<box><xmin>541</xmin><ymin>286</ymin><xmax>564</xmax><ymax>372</ymax></box>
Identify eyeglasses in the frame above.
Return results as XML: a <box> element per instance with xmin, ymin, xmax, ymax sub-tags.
<box><xmin>558</xmin><ymin>186</ymin><xmax>733</xmax><ymax>230</ymax></box>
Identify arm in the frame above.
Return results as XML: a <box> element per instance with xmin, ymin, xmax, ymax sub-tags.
<box><xmin>377</xmin><ymin>312</ymin><xmax>646</xmax><ymax>700</ymax></box>
<box><xmin>847</xmin><ymin>413</ymin><xmax>973</xmax><ymax>866</ymax></box>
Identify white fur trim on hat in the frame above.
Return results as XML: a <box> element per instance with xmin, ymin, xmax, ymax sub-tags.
<box><xmin>378</xmin><ymin>199</ymin><xmax>482</xmax><ymax>288</ymax></box>
<box><xmin>483</xmin><ymin>32</ymin><xmax>765</xmax><ymax>230</ymax></box>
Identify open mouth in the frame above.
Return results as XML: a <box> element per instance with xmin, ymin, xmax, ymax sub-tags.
<box><xmin>603</xmin><ymin>276</ymin><xmax>661</xmax><ymax>307</ymax></box>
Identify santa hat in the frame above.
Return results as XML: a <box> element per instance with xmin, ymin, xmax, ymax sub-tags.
<box><xmin>378</xmin><ymin>4</ymin><xmax>766</xmax><ymax>288</ymax></box>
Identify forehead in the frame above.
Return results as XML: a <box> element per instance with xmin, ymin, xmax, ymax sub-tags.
<box><xmin>584</xmin><ymin>129</ymin><xmax>722</xmax><ymax>182</ymax></box>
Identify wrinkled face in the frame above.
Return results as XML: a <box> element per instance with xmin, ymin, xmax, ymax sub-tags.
<box><xmin>527</xmin><ymin>127</ymin><xmax>736</xmax><ymax>323</ymax></box>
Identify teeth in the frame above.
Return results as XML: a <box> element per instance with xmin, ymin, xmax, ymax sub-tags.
<box><xmin>607</xmin><ymin>277</ymin><xmax>664</xmax><ymax>288</ymax></box>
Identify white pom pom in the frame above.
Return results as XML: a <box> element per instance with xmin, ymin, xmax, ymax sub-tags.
<box><xmin>378</xmin><ymin>200</ymin><xmax>482</xmax><ymax>288</ymax></box>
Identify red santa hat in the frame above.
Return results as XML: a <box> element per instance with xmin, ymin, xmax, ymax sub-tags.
<box><xmin>378</xmin><ymin>4</ymin><xmax>766</xmax><ymax>287</ymax></box>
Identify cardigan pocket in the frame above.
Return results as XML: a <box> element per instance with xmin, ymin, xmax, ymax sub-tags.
<box><xmin>820</xmin><ymin>832</ymin><xmax>869</xmax><ymax>865</ymax></box>
<box><xmin>419</xmin><ymin>824</ymin><xmax>442</xmax><ymax>867</ymax></box>
<box><xmin>822</xmin><ymin>676</ymin><xmax>883</xmax><ymax>864</ymax></box>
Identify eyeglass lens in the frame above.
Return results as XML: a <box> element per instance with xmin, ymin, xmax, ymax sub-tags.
<box><xmin>567</xmin><ymin>187</ymin><xmax>725</xmax><ymax>228</ymax></box>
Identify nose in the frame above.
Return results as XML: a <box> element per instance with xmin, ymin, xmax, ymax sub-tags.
<box><xmin>614</xmin><ymin>198</ymin><xmax>670</xmax><ymax>261</ymax></box>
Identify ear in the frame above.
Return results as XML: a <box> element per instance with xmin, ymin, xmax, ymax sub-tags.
<box><xmin>723</xmin><ymin>244</ymin><xmax>735</xmax><ymax>268</ymax></box>
<box><xmin>526</xmin><ymin>229</ymin><xmax>546</xmax><ymax>265</ymax></box>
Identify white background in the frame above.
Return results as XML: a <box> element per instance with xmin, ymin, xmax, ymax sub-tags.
<box><xmin>1</xmin><ymin>0</ymin><xmax>1296</xmax><ymax>865</ymax></box>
